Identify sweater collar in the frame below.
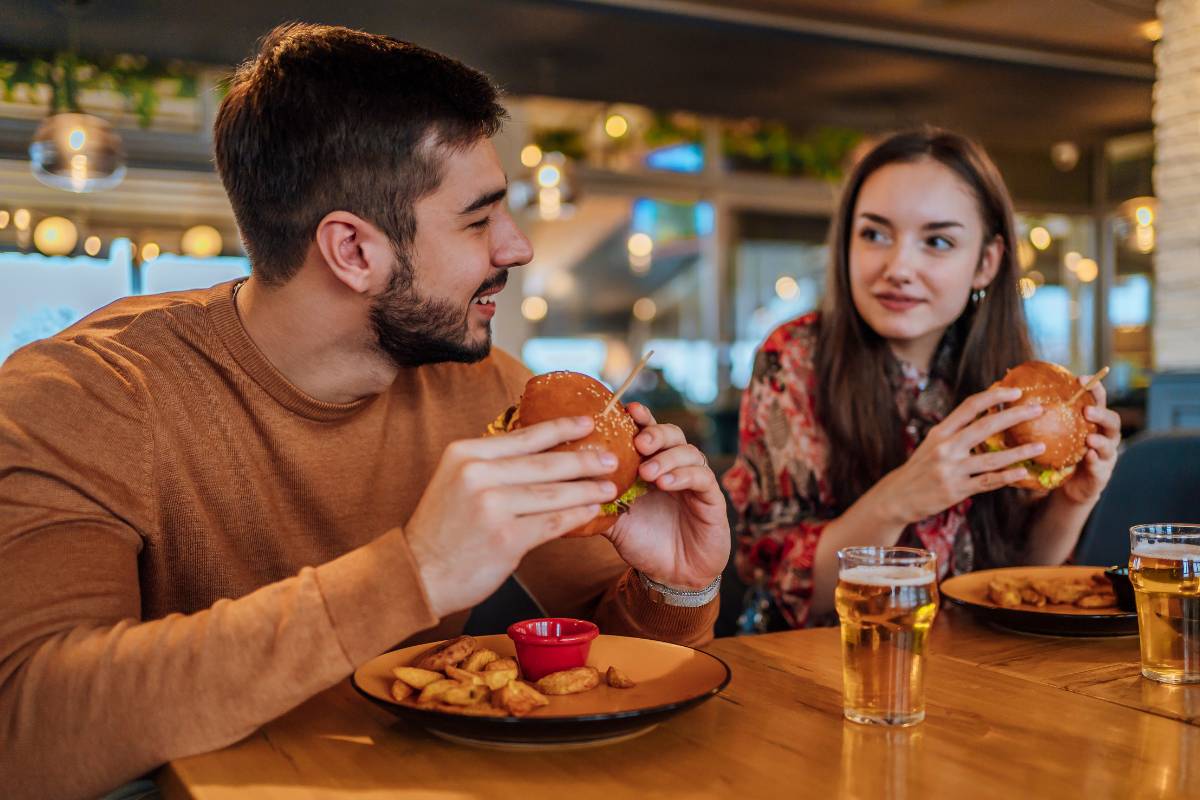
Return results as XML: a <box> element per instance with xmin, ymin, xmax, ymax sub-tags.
<box><xmin>205</xmin><ymin>280</ymin><xmax>377</xmax><ymax>422</ymax></box>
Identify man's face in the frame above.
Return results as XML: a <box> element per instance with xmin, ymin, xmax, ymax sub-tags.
<box><xmin>371</xmin><ymin>138</ymin><xmax>532</xmax><ymax>367</ymax></box>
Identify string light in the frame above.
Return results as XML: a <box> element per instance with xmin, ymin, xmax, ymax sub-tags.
<box><xmin>605</xmin><ymin>114</ymin><xmax>629</xmax><ymax>138</ymax></box>
<box><xmin>775</xmin><ymin>276</ymin><xmax>799</xmax><ymax>300</ymax></box>
<box><xmin>84</xmin><ymin>235</ymin><xmax>102</xmax><ymax>256</ymax></box>
<box><xmin>632</xmin><ymin>297</ymin><xmax>657</xmax><ymax>321</ymax></box>
<box><xmin>520</xmin><ymin>144</ymin><xmax>543</xmax><ymax>168</ymax></box>
<box><xmin>1030</xmin><ymin>227</ymin><xmax>1052</xmax><ymax>250</ymax></box>
<box><xmin>521</xmin><ymin>296</ymin><xmax>548</xmax><ymax>321</ymax></box>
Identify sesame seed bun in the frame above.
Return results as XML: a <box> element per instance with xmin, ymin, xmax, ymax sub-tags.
<box><xmin>984</xmin><ymin>361</ymin><xmax>1097</xmax><ymax>491</ymax></box>
<box><xmin>489</xmin><ymin>371</ymin><xmax>646</xmax><ymax>537</ymax></box>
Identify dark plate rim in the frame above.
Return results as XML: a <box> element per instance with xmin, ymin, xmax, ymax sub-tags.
<box><xmin>351</xmin><ymin>645</ymin><xmax>732</xmax><ymax>726</ymax></box>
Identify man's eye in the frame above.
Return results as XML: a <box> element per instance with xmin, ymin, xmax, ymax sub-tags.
<box><xmin>468</xmin><ymin>217</ymin><xmax>491</xmax><ymax>230</ymax></box>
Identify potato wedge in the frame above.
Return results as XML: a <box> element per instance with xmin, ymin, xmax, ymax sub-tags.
<box><xmin>535</xmin><ymin>666</ymin><xmax>601</xmax><ymax>696</ymax></box>
<box><xmin>440</xmin><ymin>683</ymin><xmax>490</xmax><ymax>707</ymax></box>
<box><xmin>390</xmin><ymin>680</ymin><xmax>414</xmax><ymax>702</ymax></box>
<box><xmin>606</xmin><ymin>666</ymin><xmax>636</xmax><ymax>688</ymax></box>
<box><xmin>414</xmin><ymin>636</ymin><xmax>477</xmax><ymax>671</ymax></box>
<box><xmin>462</xmin><ymin>648</ymin><xmax>500</xmax><ymax>672</ymax></box>
<box><xmin>481</xmin><ymin>668</ymin><xmax>518</xmax><ymax>691</ymax></box>
<box><xmin>418</xmin><ymin>678</ymin><xmax>460</xmax><ymax>704</ymax></box>
<box><xmin>484</xmin><ymin>657</ymin><xmax>519</xmax><ymax>674</ymax></box>
<box><xmin>1076</xmin><ymin>592</ymin><xmax>1117</xmax><ymax>609</ymax></box>
<box><xmin>392</xmin><ymin>666</ymin><xmax>445</xmax><ymax>689</ymax></box>
<box><xmin>446</xmin><ymin>666</ymin><xmax>485</xmax><ymax>686</ymax></box>
<box><xmin>493</xmin><ymin>680</ymin><xmax>549</xmax><ymax>716</ymax></box>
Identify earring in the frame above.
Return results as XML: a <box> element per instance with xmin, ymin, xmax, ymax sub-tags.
<box><xmin>971</xmin><ymin>288</ymin><xmax>987</xmax><ymax>305</ymax></box>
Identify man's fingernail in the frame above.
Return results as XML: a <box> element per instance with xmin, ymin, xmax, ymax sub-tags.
<box><xmin>575</xmin><ymin>416</ymin><xmax>593</xmax><ymax>426</ymax></box>
<box><xmin>600</xmin><ymin>452</ymin><xmax>618</xmax><ymax>468</ymax></box>
<box><xmin>602</xmin><ymin>482</ymin><xmax>617</xmax><ymax>496</ymax></box>
<box><xmin>659</xmin><ymin>474</ymin><xmax>675</xmax><ymax>486</ymax></box>
<box><xmin>643</xmin><ymin>463</ymin><xmax>659</xmax><ymax>478</ymax></box>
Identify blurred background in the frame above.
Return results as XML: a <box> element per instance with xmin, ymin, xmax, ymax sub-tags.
<box><xmin>3</xmin><ymin>0</ymin><xmax>1196</xmax><ymax>476</ymax></box>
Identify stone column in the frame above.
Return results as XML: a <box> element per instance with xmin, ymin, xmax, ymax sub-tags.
<box><xmin>1153</xmin><ymin>0</ymin><xmax>1200</xmax><ymax>369</ymax></box>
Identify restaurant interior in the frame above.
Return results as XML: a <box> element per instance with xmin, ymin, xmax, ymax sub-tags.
<box><xmin>1</xmin><ymin>1</ymin><xmax>1198</xmax><ymax>798</ymax></box>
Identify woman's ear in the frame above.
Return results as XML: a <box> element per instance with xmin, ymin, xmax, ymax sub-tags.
<box><xmin>973</xmin><ymin>234</ymin><xmax>1005</xmax><ymax>290</ymax></box>
<box><xmin>314</xmin><ymin>211</ymin><xmax>395</xmax><ymax>294</ymax></box>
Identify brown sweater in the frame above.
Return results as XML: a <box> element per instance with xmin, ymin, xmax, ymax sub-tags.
<box><xmin>0</xmin><ymin>281</ymin><xmax>717</xmax><ymax>800</ymax></box>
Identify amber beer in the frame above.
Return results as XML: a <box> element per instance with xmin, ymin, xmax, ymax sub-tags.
<box><xmin>835</xmin><ymin>547</ymin><xmax>938</xmax><ymax>726</ymax></box>
<box><xmin>1128</xmin><ymin>525</ymin><xmax>1200</xmax><ymax>684</ymax></box>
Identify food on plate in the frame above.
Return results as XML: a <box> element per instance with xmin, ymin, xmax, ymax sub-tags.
<box><xmin>535</xmin><ymin>666</ymin><xmax>602</xmax><ymax>696</ymax></box>
<box><xmin>462</xmin><ymin>648</ymin><xmax>499</xmax><ymax>672</ymax></box>
<box><xmin>980</xmin><ymin>361</ymin><xmax>1098</xmax><ymax>491</ymax></box>
<box><xmin>486</xmin><ymin>371</ymin><xmax>649</xmax><ymax>536</ymax></box>
<box><xmin>414</xmin><ymin>635</ymin><xmax>478</xmax><ymax>671</ymax></box>
<box><xmin>987</xmin><ymin>572</ymin><xmax>1117</xmax><ymax>610</ymax></box>
<box><xmin>389</xmin><ymin>640</ymin><xmax>632</xmax><ymax>718</ymax></box>
<box><xmin>606</xmin><ymin>666</ymin><xmax>636</xmax><ymax>689</ymax></box>
<box><xmin>493</xmin><ymin>680</ymin><xmax>550</xmax><ymax>716</ymax></box>
<box><xmin>390</xmin><ymin>666</ymin><xmax>444</xmax><ymax>689</ymax></box>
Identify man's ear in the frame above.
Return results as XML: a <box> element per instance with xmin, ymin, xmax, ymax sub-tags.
<box><xmin>973</xmin><ymin>234</ymin><xmax>1004</xmax><ymax>290</ymax></box>
<box><xmin>313</xmin><ymin>211</ymin><xmax>395</xmax><ymax>294</ymax></box>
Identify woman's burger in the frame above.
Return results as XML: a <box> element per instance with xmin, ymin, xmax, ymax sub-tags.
<box><xmin>487</xmin><ymin>371</ymin><xmax>650</xmax><ymax>536</ymax></box>
<box><xmin>981</xmin><ymin>360</ymin><xmax>1097</xmax><ymax>491</ymax></box>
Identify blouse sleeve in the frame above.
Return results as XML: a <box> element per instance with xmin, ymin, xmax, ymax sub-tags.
<box><xmin>720</xmin><ymin>318</ymin><xmax>837</xmax><ymax>628</ymax></box>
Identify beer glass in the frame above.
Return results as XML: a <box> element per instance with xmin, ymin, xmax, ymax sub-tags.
<box><xmin>1129</xmin><ymin>524</ymin><xmax>1200</xmax><ymax>684</ymax></box>
<box><xmin>835</xmin><ymin>547</ymin><xmax>938</xmax><ymax>726</ymax></box>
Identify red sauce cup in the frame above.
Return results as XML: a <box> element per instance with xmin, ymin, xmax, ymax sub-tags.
<box><xmin>506</xmin><ymin>617</ymin><xmax>599</xmax><ymax>681</ymax></box>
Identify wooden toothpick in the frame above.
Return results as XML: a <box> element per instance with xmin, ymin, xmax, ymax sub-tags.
<box><xmin>1067</xmin><ymin>365</ymin><xmax>1110</xmax><ymax>405</ymax></box>
<box><xmin>602</xmin><ymin>350</ymin><xmax>654</xmax><ymax>415</ymax></box>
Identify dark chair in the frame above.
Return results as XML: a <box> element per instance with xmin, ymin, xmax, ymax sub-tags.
<box><xmin>1073</xmin><ymin>431</ymin><xmax>1200</xmax><ymax>567</ymax></box>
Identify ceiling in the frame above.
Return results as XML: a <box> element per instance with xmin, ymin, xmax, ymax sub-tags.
<box><xmin>0</xmin><ymin>0</ymin><xmax>1155</xmax><ymax>154</ymax></box>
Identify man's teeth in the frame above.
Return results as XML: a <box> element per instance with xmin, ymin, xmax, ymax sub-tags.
<box><xmin>474</xmin><ymin>294</ymin><xmax>496</xmax><ymax>305</ymax></box>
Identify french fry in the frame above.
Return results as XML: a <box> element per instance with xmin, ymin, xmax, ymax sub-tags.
<box><xmin>392</xmin><ymin>666</ymin><xmax>445</xmax><ymax>689</ymax></box>
<box><xmin>1077</xmin><ymin>592</ymin><xmax>1117</xmax><ymax>609</ymax></box>
<box><xmin>536</xmin><ymin>666</ymin><xmax>601</xmax><ymax>696</ymax></box>
<box><xmin>390</xmin><ymin>680</ymin><xmax>414</xmax><ymax>703</ymax></box>
<box><xmin>446</xmin><ymin>665</ymin><xmax>485</xmax><ymax>686</ymax></box>
<box><xmin>462</xmin><ymin>648</ymin><xmax>500</xmax><ymax>672</ymax></box>
<box><xmin>440</xmin><ymin>683</ymin><xmax>490</xmax><ymax>707</ymax></box>
<box><xmin>481</xmin><ymin>668</ymin><xmax>518</xmax><ymax>691</ymax></box>
<box><xmin>1019</xmin><ymin>587</ymin><xmax>1047</xmax><ymax>608</ymax></box>
<box><xmin>493</xmin><ymin>680</ymin><xmax>549</xmax><ymax>716</ymax></box>
<box><xmin>418</xmin><ymin>678</ymin><xmax>460</xmax><ymax>705</ymax></box>
<box><xmin>606</xmin><ymin>666</ymin><xmax>636</xmax><ymax>688</ymax></box>
<box><xmin>414</xmin><ymin>635</ymin><xmax>477</xmax><ymax>671</ymax></box>
<box><xmin>484</xmin><ymin>657</ymin><xmax>519</xmax><ymax>674</ymax></box>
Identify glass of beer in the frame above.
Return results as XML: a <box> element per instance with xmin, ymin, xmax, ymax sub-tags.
<box><xmin>835</xmin><ymin>546</ymin><xmax>938</xmax><ymax>726</ymax></box>
<box><xmin>1129</xmin><ymin>524</ymin><xmax>1200</xmax><ymax>684</ymax></box>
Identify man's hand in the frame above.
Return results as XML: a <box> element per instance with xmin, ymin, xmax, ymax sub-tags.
<box><xmin>605</xmin><ymin>403</ymin><xmax>729</xmax><ymax>590</ymax></box>
<box><xmin>406</xmin><ymin>416</ymin><xmax>619</xmax><ymax>618</ymax></box>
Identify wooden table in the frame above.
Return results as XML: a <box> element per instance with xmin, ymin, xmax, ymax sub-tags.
<box><xmin>160</xmin><ymin>607</ymin><xmax>1200</xmax><ymax>799</ymax></box>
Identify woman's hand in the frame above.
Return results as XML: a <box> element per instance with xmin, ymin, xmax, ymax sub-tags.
<box><xmin>1058</xmin><ymin>377</ymin><xmax>1122</xmax><ymax>507</ymax></box>
<box><xmin>871</xmin><ymin>385</ymin><xmax>1046</xmax><ymax>525</ymax></box>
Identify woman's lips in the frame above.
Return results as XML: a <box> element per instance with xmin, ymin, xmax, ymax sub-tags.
<box><xmin>875</xmin><ymin>293</ymin><xmax>924</xmax><ymax>312</ymax></box>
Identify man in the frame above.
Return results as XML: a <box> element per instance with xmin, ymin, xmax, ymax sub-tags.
<box><xmin>0</xmin><ymin>24</ymin><xmax>728</xmax><ymax>800</ymax></box>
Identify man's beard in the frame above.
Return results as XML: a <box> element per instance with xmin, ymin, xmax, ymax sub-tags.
<box><xmin>369</xmin><ymin>266</ymin><xmax>504</xmax><ymax>368</ymax></box>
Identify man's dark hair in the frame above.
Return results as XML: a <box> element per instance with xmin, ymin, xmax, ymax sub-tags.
<box><xmin>214</xmin><ymin>23</ymin><xmax>507</xmax><ymax>284</ymax></box>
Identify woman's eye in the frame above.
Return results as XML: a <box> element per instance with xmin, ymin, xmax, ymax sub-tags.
<box><xmin>927</xmin><ymin>235</ymin><xmax>953</xmax><ymax>250</ymax></box>
<box><xmin>859</xmin><ymin>227</ymin><xmax>887</xmax><ymax>243</ymax></box>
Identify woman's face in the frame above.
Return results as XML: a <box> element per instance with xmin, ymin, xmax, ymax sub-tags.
<box><xmin>848</xmin><ymin>157</ymin><xmax>1001</xmax><ymax>367</ymax></box>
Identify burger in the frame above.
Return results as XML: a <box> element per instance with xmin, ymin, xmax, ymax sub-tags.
<box><xmin>981</xmin><ymin>360</ymin><xmax>1097</xmax><ymax>491</ymax></box>
<box><xmin>487</xmin><ymin>371</ymin><xmax>650</xmax><ymax>536</ymax></box>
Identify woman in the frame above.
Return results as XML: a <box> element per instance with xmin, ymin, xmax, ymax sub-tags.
<box><xmin>722</xmin><ymin>128</ymin><xmax>1121</xmax><ymax>630</ymax></box>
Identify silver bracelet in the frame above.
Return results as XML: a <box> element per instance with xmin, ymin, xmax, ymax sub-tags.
<box><xmin>637</xmin><ymin>571</ymin><xmax>722</xmax><ymax>608</ymax></box>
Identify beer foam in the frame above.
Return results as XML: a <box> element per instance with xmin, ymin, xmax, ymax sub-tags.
<box><xmin>839</xmin><ymin>565</ymin><xmax>935</xmax><ymax>586</ymax></box>
<box><xmin>1131</xmin><ymin>542</ymin><xmax>1200</xmax><ymax>562</ymax></box>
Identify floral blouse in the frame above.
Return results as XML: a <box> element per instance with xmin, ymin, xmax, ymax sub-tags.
<box><xmin>721</xmin><ymin>312</ymin><xmax>975</xmax><ymax>629</ymax></box>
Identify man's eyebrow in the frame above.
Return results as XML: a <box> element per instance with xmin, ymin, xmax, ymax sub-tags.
<box><xmin>459</xmin><ymin>186</ymin><xmax>509</xmax><ymax>216</ymax></box>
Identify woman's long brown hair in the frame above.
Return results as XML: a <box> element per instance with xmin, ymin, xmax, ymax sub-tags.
<box><xmin>814</xmin><ymin>128</ymin><xmax>1034</xmax><ymax>567</ymax></box>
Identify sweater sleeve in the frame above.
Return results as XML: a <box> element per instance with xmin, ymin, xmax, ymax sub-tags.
<box><xmin>720</xmin><ymin>319</ymin><xmax>836</xmax><ymax>629</ymax></box>
<box><xmin>0</xmin><ymin>340</ymin><xmax>437</xmax><ymax>800</ymax></box>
